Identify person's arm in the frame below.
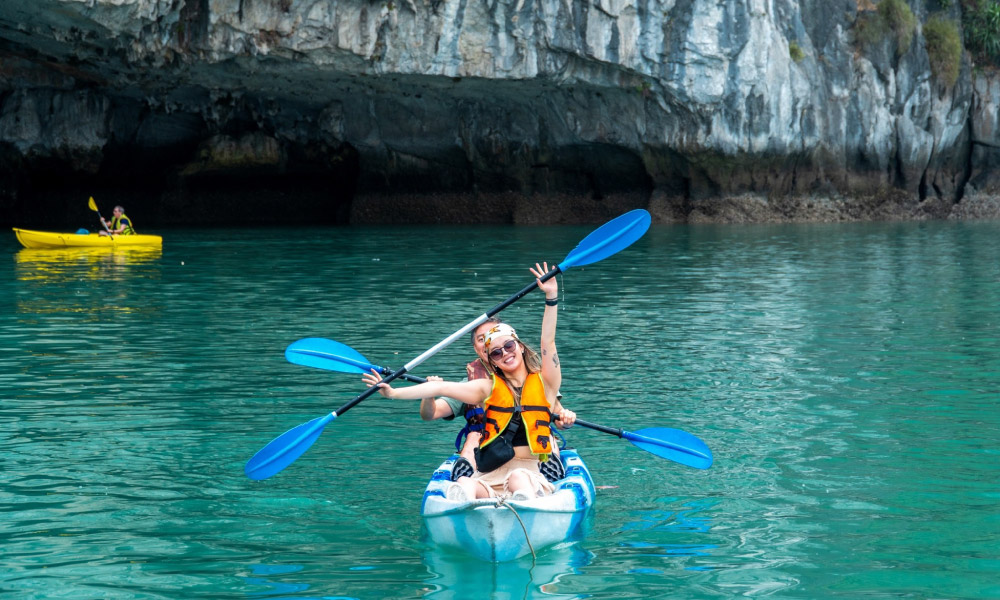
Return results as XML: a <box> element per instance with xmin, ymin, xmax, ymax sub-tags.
<box><xmin>420</xmin><ymin>398</ymin><xmax>458</xmax><ymax>420</ymax></box>
<box><xmin>418</xmin><ymin>376</ymin><xmax>460</xmax><ymax>420</ymax></box>
<box><xmin>363</xmin><ymin>370</ymin><xmax>490</xmax><ymax>404</ymax></box>
<box><xmin>550</xmin><ymin>397</ymin><xmax>576</xmax><ymax>429</ymax></box>
<box><xmin>530</xmin><ymin>262</ymin><xmax>562</xmax><ymax>405</ymax></box>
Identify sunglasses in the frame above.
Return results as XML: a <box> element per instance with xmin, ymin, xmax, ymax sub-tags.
<box><xmin>488</xmin><ymin>339</ymin><xmax>519</xmax><ymax>361</ymax></box>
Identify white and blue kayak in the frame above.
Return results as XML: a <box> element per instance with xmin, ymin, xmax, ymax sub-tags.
<box><xmin>420</xmin><ymin>449</ymin><xmax>595</xmax><ymax>561</ymax></box>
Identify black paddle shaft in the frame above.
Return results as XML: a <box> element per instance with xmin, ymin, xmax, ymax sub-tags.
<box><xmin>554</xmin><ymin>415</ymin><xmax>624</xmax><ymax>438</ymax></box>
<box><xmin>485</xmin><ymin>265</ymin><xmax>562</xmax><ymax>317</ymax></box>
<box><xmin>334</xmin><ymin>367</ymin><xmax>410</xmax><ymax>416</ymax></box>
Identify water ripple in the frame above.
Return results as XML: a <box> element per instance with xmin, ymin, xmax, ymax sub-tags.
<box><xmin>2</xmin><ymin>223</ymin><xmax>1000</xmax><ymax>599</ymax></box>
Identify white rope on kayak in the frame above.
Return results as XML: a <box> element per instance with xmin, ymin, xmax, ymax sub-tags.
<box><xmin>494</xmin><ymin>497</ymin><xmax>536</xmax><ymax>561</ymax></box>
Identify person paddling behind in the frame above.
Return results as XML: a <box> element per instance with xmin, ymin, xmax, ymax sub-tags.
<box><xmin>364</xmin><ymin>261</ymin><xmax>576</xmax><ymax>501</ymax></box>
<box><xmin>99</xmin><ymin>205</ymin><xmax>136</xmax><ymax>236</ymax></box>
<box><xmin>417</xmin><ymin>318</ymin><xmax>500</xmax><ymax>478</ymax></box>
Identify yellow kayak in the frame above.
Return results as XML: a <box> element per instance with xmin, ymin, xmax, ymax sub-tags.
<box><xmin>12</xmin><ymin>228</ymin><xmax>163</xmax><ymax>249</ymax></box>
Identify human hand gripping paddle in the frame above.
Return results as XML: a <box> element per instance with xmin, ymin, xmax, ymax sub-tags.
<box><xmin>88</xmin><ymin>196</ymin><xmax>112</xmax><ymax>234</ymax></box>
<box><xmin>288</xmin><ymin>337</ymin><xmax>713</xmax><ymax>469</ymax></box>
<box><xmin>244</xmin><ymin>209</ymin><xmax>652</xmax><ymax>480</ymax></box>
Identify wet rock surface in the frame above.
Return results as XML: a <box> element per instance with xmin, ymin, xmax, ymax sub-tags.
<box><xmin>1</xmin><ymin>0</ymin><xmax>999</xmax><ymax>227</ymax></box>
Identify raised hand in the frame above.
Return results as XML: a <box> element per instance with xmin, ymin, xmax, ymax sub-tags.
<box><xmin>530</xmin><ymin>262</ymin><xmax>557</xmax><ymax>299</ymax></box>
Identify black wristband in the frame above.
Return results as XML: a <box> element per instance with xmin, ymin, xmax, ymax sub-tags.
<box><xmin>545</xmin><ymin>298</ymin><xmax>558</xmax><ymax>306</ymax></box>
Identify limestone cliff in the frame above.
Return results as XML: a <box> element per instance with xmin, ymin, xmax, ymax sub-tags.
<box><xmin>1</xmin><ymin>0</ymin><xmax>998</xmax><ymax>226</ymax></box>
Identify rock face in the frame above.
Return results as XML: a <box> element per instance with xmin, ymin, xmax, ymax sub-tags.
<box><xmin>1</xmin><ymin>0</ymin><xmax>999</xmax><ymax>227</ymax></box>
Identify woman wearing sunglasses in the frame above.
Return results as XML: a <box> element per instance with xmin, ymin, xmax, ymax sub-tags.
<box><xmin>363</xmin><ymin>261</ymin><xmax>576</xmax><ymax>501</ymax></box>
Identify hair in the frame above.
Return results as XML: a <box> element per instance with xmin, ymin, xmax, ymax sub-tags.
<box><xmin>517</xmin><ymin>342</ymin><xmax>542</xmax><ymax>374</ymax></box>
<box><xmin>114</xmin><ymin>205</ymin><xmax>125</xmax><ymax>212</ymax></box>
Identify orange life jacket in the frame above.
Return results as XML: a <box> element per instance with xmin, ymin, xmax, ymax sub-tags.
<box><xmin>480</xmin><ymin>373</ymin><xmax>553</xmax><ymax>461</ymax></box>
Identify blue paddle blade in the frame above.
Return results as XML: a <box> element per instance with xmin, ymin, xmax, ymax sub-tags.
<box><xmin>623</xmin><ymin>427</ymin><xmax>713</xmax><ymax>469</ymax></box>
<box><xmin>285</xmin><ymin>338</ymin><xmax>374</xmax><ymax>374</ymax></box>
<box><xmin>245</xmin><ymin>413</ymin><xmax>336</xmax><ymax>480</ymax></box>
<box><xmin>558</xmin><ymin>209</ymin><xmax>651</xmax><ymax>270</ymax></box>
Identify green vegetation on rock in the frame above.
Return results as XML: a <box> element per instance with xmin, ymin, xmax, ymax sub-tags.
<box><xmin>924</xmin><ymin>16</ymin><xmax>962</xmax><ymax>87</ymax></box>
<box><xmin>789</xmin><ymin>40</ymin><xmax>805</xmax><ymax>62</ymax></box>
<box><xmin>962</xmin><ymin>0</ymin><xmax>1000</xmax><ymax>66</ymax></box>
<box><xmin>856</xmin><ymin>0</ymin><xmax>917</xmax><ymax>59</ymax></box>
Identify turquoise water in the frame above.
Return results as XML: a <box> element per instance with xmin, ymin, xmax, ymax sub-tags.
<box><xmin>2</xmin><ymin>222</ymin><xmax>998</xmax><ymax>599</ymax></box>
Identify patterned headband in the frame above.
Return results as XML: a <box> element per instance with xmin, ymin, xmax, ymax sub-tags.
<box><xmin>484</xmin><ymin>323</ymin><xmax>518</xmax><ymax>347</ymax></box>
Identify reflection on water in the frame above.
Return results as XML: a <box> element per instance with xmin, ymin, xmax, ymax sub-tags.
<box><xmin>619</xmin><ymin>497</ymin><xmax>716</xmax><ymax>535</ymax></box>
<box><xmin>615</xmin><ymin>498</ymin><xmax>718</xmax><ymax>574</ymax></box>
<box><xmin>15</xmin><ymin>247</ymin><xmax>163</xmax><ymax>283</ymax></box>
<box><xmin>422</xmin><ymin>543</ymin><xmax>594</xmax><ymax>600</ymax></box>
<box><xmin>3</xmin><ymin>223</ymin><xmax>999</xmax><ymax>600</ymax></box>
<box><xmin>417</xmin><ymin>493</ymin><xmax>595</xmax><ymax>598</ymax></box>
<box><xmin>13</xmin><ymin>247</ymin><xmax>163</xmax><ymax>318</ymax></box>
<box><xmin>234</xmin><ymin>545</ymin><xmax>594</xmax><ymax>600</ymax></box>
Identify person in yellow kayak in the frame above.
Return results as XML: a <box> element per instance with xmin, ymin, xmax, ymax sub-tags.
<box><xmin>99</xmin><ymin>205</ymin><xmax>136</xmax><ymax>236</ymax></box>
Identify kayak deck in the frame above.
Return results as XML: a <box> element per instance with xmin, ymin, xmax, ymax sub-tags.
<box><xmin>420</xmin><ymin>449</ymin><xmax>595</xmax><ymax>561</ymax></box>
<box><xmin>12</xmin><ymin>228</ymin><xmax>163</xmax><ymax>249</ymax></box>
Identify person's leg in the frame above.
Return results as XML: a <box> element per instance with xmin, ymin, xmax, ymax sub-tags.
<box><xmin>506</xmin><ymin>470</ymin><xmax>531</xmax><ymax>494</ymax></box>
<box><xmin>473</xmin><ymin>479</ymin><xmax>493</xmax><ymax>499</ymax></box>
<box><xmin>451</xmin><ymin>432</ymin><xmax>481</xmax><ymax>480</ymax></box>
<box><xmin>449</xmin><ymin>476</ymin><xmax>489</xmax><ymax>500</ymax></box>
<box><xmin>460</xmin><ymin>432</ymin><xmax>481</xmax><ymax>466</ymax></box>
<box><xmin>506</xmin><ymin>467</ymin><xmax>557</xmax><ymax>500</ymax></box>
